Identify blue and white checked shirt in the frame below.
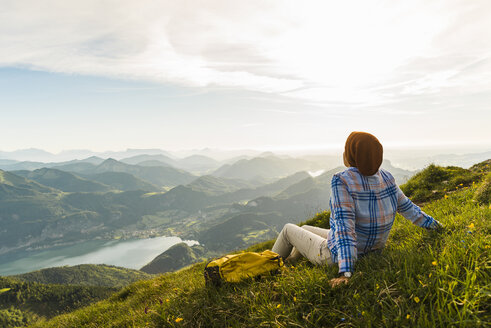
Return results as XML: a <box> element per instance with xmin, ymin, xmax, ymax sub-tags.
<box><xmin>326</xmin><ymin>167</ymin><xmax>441</xmax><ymax>273</ymax></box>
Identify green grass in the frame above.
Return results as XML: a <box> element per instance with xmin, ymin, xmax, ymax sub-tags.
<box><xmin>400</xmin><ymin>163</ymin><xmax>484</xmax><ymax>204</ymax></box>
<box><xmin>12</xmin><ymin>264</ymin><xmax>153</xmax><ymax>288</ymax></box>
<box><xmin>32</xmin><ymin>184</ymin><xmax>490</xmax><ymax>327</ymax></box>
<box><xmin>474</xmin><ymin>172</ymin><xmax>491</xmax><ymax>205</ymax></box>
<box><xmin>0</xmin><ymin>276</ymin><xmax>117</xmax><ymax>326</ymax></box>
<box><xmin>1</xmin><ymin>306</ymin><xmax>33</xmax><ymax>328</ymax></box>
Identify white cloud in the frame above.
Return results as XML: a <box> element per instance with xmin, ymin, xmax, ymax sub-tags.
<box><xmin>1</xmin><ymin>0</ymin><xmax>490</xmax><ymax>107</ymax></box>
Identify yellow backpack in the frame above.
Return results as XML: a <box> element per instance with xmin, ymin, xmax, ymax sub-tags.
<box><xmin>204</xmin><ymin>250</ymin><xmax>284</xmax><ymax>286</ymax></box>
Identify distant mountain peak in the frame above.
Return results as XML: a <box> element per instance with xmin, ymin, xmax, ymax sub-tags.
<box><xmin>99</xmin><ymin>158</ymin><xmax>122</xmax><ymax>165</ymax></box>
<box><xmin>86</xmin><ymin>156</ymin><xmax>104</xmax><ymax>161</ymax></box>
<box><xmin>94</xmin><ymin>158</ymin><xmax>129</xmax><ymax>171</ymax></box>
<box><xmin>258</xmin><ymin>151</ymin><xmax>276</xmax><ymax>157</ymax></box>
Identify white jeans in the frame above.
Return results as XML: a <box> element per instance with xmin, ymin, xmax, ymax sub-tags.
<box><xmin>272</xmin><ymin>223</ymin><xmax>332</xmax><ymax>265</ymax></box>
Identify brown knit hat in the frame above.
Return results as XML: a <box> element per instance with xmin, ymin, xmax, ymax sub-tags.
<box><xmin>344</xmin><ymin>131</ymin><xmax>383</xmax><ymax>176</ymax></box>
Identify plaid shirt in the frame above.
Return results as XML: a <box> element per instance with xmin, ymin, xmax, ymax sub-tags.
<box><xmin>327</xmin><ymin>167</ymin><xmax>441</xmax><ymax>273</ymax></box>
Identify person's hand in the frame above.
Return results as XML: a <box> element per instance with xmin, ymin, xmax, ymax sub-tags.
<box><xmin>329</xmin><ymin>276</ymin><xmax>349</xmax><ymax>288</ymax></box>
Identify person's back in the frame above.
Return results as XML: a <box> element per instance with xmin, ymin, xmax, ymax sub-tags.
<box><xmin>326</xmin><ymin>166</ymin><xmax>441</xmax><ymax>273</ymax></box>
<box><xmin>327</xmin><ymin>167</ymin><xmax>397</xmax><ymax>259</ymax></box>
<box><xmin>272</xmin><ymin>131</ymin><xmax>442</xmax><ymax>287</ymax></box>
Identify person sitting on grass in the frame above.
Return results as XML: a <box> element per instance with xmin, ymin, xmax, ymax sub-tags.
<box><xmin>272</xmin><ymin>131</ymin><xmax>443</xmax><ymax>287</ymax></box>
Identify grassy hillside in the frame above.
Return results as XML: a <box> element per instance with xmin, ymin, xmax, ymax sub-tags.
<box><xmin>1</xmin><ymin>265</ymin><xmax>151</xmax><ymax>327</ymax></box>
<box><xmin>32</xmin><ymin>162</ymin><xmax>490</xmax><ymax>327</ymax></box>
<box><xmin>0</xmin><ymin>276</ymin><xmax>117</xmax><ymax>327</ymax></box>
<box><xmin>474</xmin><ymin>172</ymin><xmax>491</xmax><ymax>204</ymax></box>
<box><xmin>140</xmin><ymin>244</ymin><xmax>206</xmax><ymax>274</ymax></box>
<box><xmin>401</xmin><ymin>160</ymin><xmax>489</xmax><ymax>204</ymax></box>
<box><xmin>12</xmin><ymin>264</ymin><xmax>153</xmax><ymax>288</ymax></box>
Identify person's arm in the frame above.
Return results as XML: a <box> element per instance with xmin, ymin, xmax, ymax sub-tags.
<box><xmin>396</xmin><ymin>186</ymin><xmax>442</xmax><ymax>229</ymax></box>
<box><xmin>330</xmin><ymin>175</ymin><xmax>357</xmax><ymax>274</ymax></box>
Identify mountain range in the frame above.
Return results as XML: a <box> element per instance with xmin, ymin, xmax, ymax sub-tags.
<box><xmin>1</xmin><ymin>159</ymin><xmax>487</xmax><ymax>327</ymax></box>
<box><xmin>1</xmin><ymin>151</ymin><xmax>488</xmax><ymax>327</ymax></box>
<box><xmin>0</xmin><ymin>154</ymin><xmax>415</xmax><ymax>258</ymax></box>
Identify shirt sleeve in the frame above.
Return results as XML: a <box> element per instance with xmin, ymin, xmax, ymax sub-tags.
<box><xmin>330</xmin><ymin>175</ymin><xmax>357</xmax><ymax>273</ymax></box>
<box><xmin>396</xmin><ymin>186</ymin><xmax>442</xmax><ymax>229</ymax></box>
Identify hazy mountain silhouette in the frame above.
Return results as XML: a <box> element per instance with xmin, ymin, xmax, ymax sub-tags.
<box><xmin>121</xmin><ymin>154</ymin><xmax>221</xmax><ymax>173</ymax></box>
<box><xmin>212</xmin><ymin>155</ymin><xmax>320</xmax><ymax>181</ymax></box>
<box><xmin>0</xmin><ymin>156</ymin><xmax>105</xmax><ymax>172</ymax></box>
<box><xmin>120</xmin><ymin>154</ymin><xmax>175</xmax><ymax>166</ymax></box>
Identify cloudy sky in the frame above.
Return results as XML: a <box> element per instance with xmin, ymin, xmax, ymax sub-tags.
<box><xmin>1</xmin><ymin>0</ymin><xmax>490</xmax><ymax>153</ymax></box>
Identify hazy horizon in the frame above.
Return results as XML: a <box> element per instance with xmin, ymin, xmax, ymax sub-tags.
<box><xmin>1</xmin><ymin>144</ymin><xmax>490</xmax><ymax>171</ymax></box>
<box><xmin>1</xmin><ymin>141</ymin><xmax>491</xmax><ymax>156</ymax></box>
<box><xmin>1</xmin><ymin>142</ymin><xmax>491</xmax><ymax>153</ymax></box>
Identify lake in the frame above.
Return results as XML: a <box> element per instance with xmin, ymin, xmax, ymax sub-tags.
<box><xmin>0</xmin><ymin>236</ymin><xmax>198</xmax><ymax>276</ymax></box>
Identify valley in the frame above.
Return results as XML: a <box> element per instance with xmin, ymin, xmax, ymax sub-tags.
<box><xmin>0</xmin><ymin>152</ymin><xmax>414</xmax><ymax>264</ymax></box>
<box><xmin>0</xmin><ymin>153</ymin><xmax>419</xmax><ymax>275</ymax></box>
<box><xmin>0</xmin><ymin>149</ymin><xmax>489</xmax><ymax>327</ymax></box>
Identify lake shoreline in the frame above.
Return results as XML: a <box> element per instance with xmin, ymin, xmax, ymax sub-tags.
<box><xmin>0</xmin><ymin>236</ymin><xmax>198</xmax><ymax>276</ymax></box>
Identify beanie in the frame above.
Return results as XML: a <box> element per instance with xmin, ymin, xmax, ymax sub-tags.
<box><xmin>344</xmin><ymin>131</ymin><xmax>383</xmax><ymax>176</ymax></box>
